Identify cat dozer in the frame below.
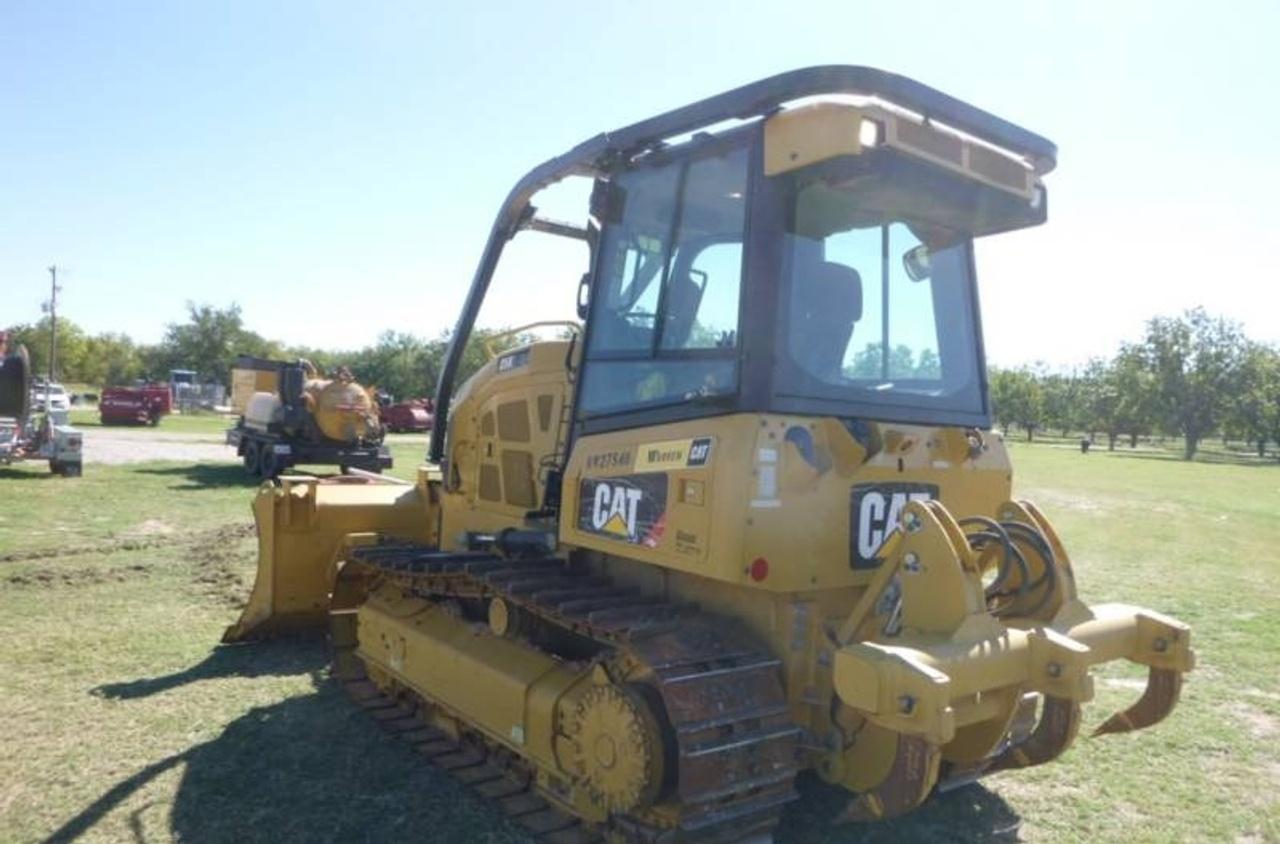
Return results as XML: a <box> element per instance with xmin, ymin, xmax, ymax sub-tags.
<box><xmin>225</xmin><ymin>67</ymin><xmax>1193</xmax><ymax>842</ymax></box>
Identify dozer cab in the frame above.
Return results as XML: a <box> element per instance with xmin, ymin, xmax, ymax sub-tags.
<box><xmin>225</xmin><ymin>67</ymin><xmax>1193</xmax><ymax>842</ymax></box>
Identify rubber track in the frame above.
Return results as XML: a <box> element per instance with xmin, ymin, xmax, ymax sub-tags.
<box><xmin>341</xmin><ymin>544</ymin><xmax>802</xmax><ymax>843</ymax></box>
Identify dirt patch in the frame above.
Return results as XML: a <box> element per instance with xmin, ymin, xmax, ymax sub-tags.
<box><xmin>6</xmin><ymin>563</ymin><xmax>152</xmax><ymax>588</ymax></box>
<box><xmin>127</xmin><ymin>519</ymin><xmax>176</xmax><ymax>537</ymax></box>
<box><xmin>187</xmin><ymin>530</ymin><xmax>253</xmax><ymax>608</ymax></box>
<box><xmin>1223</xmin><ymin>701</ymin><xmax>1279</xmax><ymax>740</ymax></box>
<box><xmin>0</xmin><ymin>522</ymin><xmax>254</xmax><ymax>564</ymax></box>
<box><xmin>3</xmin><ymin>521</ymin><xmax>255</xmax><ymax>609</ymax></box>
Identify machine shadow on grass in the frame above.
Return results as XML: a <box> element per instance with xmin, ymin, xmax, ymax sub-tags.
<box><xmin>134</xmin><ymin>462</ymin><xmax>254</xmax><ymax>489</ymax></box>
<box><xmin>72</xmin><ymin>644</ymin><xmax>1020</xmax><ymax>843</ymax></box>
<box><xmin>0</xmin><ymin>466</ymin><xmax>61</xmax><ymax>481</ymax></box>
<box><xmin>91</xmin><ymin>637</ymin><xmax>330</xmax><ymax>700</ymax></box>
<box><xmin>780</xmin><ymin>775</ymin><xmax>1021</xmax><ymax>844</ymax></box>
<box><xmin>50</xmin><ymin>674</ymin><xmax>526</xmax><ymax>844</ymax></box>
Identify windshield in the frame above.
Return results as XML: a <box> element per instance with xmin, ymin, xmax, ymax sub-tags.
<box><xmin>775</xmin><ymin>178</ymin><xmax>986</xmax><ymax>421</ymax></box>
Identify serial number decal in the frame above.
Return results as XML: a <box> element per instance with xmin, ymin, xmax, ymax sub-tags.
<box><xmin>674</xmin><ymin>529</ymin><xmax>701</xmax><ymax>556</ymax></box>
<box><xmin>634</xmin><ymin>436</ymin><xmax>713</xmax><ymax>472</ymax></box>
<box><xmin>585</xmin><ymin>449</ymin><xmax>633</xmax><ymax>471</ymax></box>
<box><xmin>578</xmin><ymin>473</ymin><xmax>668</xmax><ymax>548</ymax></box>
<box><xmin>850</xmin><ymin>483</ymin><xmax>939</xmax><ymax>569</ymax></box>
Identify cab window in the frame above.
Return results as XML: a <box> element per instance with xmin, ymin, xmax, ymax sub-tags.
<box><xmin>579</xmin><ymin>144</ymin><xmax>748</xmax><ymax>416</ymax></box>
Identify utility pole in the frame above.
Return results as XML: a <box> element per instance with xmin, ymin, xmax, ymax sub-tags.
<box><xmin>45</xmin><ymin>265</ymin><xmax>60</xmax><ymax>413</ymax></box>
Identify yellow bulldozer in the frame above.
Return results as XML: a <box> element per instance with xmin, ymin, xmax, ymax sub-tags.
<box><xmin>224</xmin><ymin>66</ymin><xmax>1193</xmax><ymax>842</ymax></box>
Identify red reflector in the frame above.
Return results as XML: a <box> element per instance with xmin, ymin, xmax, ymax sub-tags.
<box><xmin>749</xmin><ymin>557</ymin><xmax>769</xmax><ymax>582</ymax></box>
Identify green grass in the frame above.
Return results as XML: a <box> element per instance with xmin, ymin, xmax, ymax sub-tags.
<box><xmin>68</xmin><ymin>408</ymin><xmax>235</xmax><ymax>434</ymax></box>
<box><xmin>0</xmin><ymin>461</ymin><xmax>250</xmax><ymax>556</ymax></box>
<box><xmin>0</xmin><ymin>442</ymin><xmax>1276</xmax><ymax>842</ymax></box>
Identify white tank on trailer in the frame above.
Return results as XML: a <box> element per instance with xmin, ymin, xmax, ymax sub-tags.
<box><xmin>244</xmin><ymin>392</ymin><xmax>284</xmax><ymax>433</ymax></box>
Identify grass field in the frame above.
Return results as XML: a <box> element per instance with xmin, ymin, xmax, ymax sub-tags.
<box><xmin>67</xmin><ymin>408</ymin><xmax>235</xmax><ymax>434</ymax></box>
<box><xmin>0</xmin><ymin>439</ymin><xmax>1276</xmax><ymax>843</ymax></box>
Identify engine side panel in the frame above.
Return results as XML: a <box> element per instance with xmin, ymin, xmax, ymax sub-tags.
<box><xmin>440</xmin><ymin>341</ymin><xmax>574</xmax><ymax>547</ymax></box>
<box><xmin>561</xmin><ymin>414</ymin><xmax>1015</xmax><ymax>592</ymax></box>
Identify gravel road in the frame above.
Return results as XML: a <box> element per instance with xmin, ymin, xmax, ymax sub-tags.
<box><xmin>81</xmin><ymin>427</ymin><xmax>237</xmax><ymax>465</ymax></box>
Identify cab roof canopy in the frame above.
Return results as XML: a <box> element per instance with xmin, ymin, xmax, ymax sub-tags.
<box><xmin>430</xmin><ymin>65</ymin><xmax>1056</xmax><ymax>460</ymax></box>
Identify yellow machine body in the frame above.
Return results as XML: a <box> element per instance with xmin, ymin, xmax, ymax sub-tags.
<box><xmin>227</xmin><ymin>344</ymin><xmax>1194</xmax><ymax>831</ymax></box>
<box><xmin>222</xmin><ymin>473</ymin><xmax>436</xmax><ymax>642</ymax></box>
<box><xmin>223</xmin><ymin>69</ymin><xmax>1194</xmax><ymax>841</ymax></box>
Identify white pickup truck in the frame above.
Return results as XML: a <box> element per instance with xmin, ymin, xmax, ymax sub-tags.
<box><xmin>30</xmin><ymin>382</ymin><xmax>72</xmax><ymax>413</ymax></box>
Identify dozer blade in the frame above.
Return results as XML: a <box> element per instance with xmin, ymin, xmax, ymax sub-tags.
<box><xmin>1093</xmin><ymin>667</ymin><xmax>1182</xmax><ymax>736</ymax></box>
<box><xmin>222</xmin><ymin>476</ymin><xmax>434</xmax><ymax>643</ymax></box>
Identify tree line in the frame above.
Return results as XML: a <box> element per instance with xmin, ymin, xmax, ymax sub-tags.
<box><xmin>8</xmin><ymin>303</ymin><xmax>1275</xmax><ymax>460</ymax></box>
<box><xmin>3</xmin><ymin>303</ymin><xmax>523</xmax><ymax>404</ymax></box>
<box><xmin>990</xmin><ymin>308</ymin><xmax>1279</xmax><ymax>459</ymax></box>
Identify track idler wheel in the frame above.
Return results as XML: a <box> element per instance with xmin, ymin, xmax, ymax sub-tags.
<box><xmin>1093</xmin><ymin>667</ymin><xmax>1183</xmax><ymax>736</ymax></box>
<box><xmin>838</xmin><ymin>735</ymin><xmax>941</xmax><ymax>822</ymax></box>
<box><xmin>563</xmin><ymin>683</ymin><xmax>665</xmax><ymax>815</ymax></box>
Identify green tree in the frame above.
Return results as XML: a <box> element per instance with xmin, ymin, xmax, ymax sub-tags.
<box><xmin>989</xmin><ymin>367</ymin><xmax>1044</xmax><ymax>441</ymax></box>
<box><xmin>915</xmin><ymin>349</ymin><xmax>941</xmax><ymax>378</ymax></box>
<box><xmin>1040</xmin><ymin>370</ymin><xmax>1082</xmax><ymax>437</ymax></box>
<box><xmin>81</xmin><ymin>332</ymin><xmax>143</xmax><ymax>386</ymax></box>
<box><xmin>349</xmin><ymin>331</ymin><xmax>441</xmax><ymax>401</ymax></box>
<box><xmin>1142</xmin><ymin>308</ymin><xmax>1245</xmax><ymax>460</ymax></box>
<box><xmin>152</xmin><ymin>303</ymin><xmax>282</xmax><ymax>386</ymax></box>
<box><xmin>1226</xmin><ymin>342</ymin><xmax>1280</xmax><ymax>457</ymax></box>
<box><xmin>848</xmin><ymin>343</ymin><xmax>940</xmax><ymax>379</ymax></box>
<box><xmin>4</xmin><ymin>317</ymin><xmax>89</xmax><ymax>383</ymax></box>
<box><xmin>1089</xmin><ymin>346</ymin><xmax>1157</xmax><ymax>450</ymax></box>
<box><xmin>342</xmin><ymin>326</ymin><xmax>532</xmax><ymax>403</ymax></box>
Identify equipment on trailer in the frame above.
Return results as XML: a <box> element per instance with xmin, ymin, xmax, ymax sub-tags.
<box><xmin>226</xmin><ymin>355</ymin><xmax>391</xmax><ymax>479</ymax></box>
<box><xmin>223</xmin><ymin>67</ymin><xmax>1193</xmax><ymax>841</ymax></box>
<box><xmin>0</xmin><ymin>345</ymin><xmax>82</xmax><ymax>476</ymax></box>
<box><xmin>99</xmin><ymin>384</ymin><xmax>173</xmax><ymax>426</ymax></box>
<box><xmin>381</xmin><ymin>398</ymin><xmax>434</xmax><ymax>433</ymax></box>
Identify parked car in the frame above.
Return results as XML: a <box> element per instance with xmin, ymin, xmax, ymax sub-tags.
<box><xmin>381</xmin><ymin>398</ymin><xmax>434</xmax><ymax>433</ymax></box>
<box><xmin>30</xmin><ymin>383</ymin><xmax>71</xmax><ymax>413</ymax></box>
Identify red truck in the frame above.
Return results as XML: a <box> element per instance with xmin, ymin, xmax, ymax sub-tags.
<box><xmin>380</xmin><ymin>398</ymin><xmax>434</xmax><ymax>433</ymax></box>
<box><xmin>99</xmin><ymin>385</ymin><xmax>173</xmax><ymax>426</ymax></box>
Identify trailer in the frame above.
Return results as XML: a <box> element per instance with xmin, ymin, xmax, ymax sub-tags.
<box><xmin>226</xmin><ymin>424</ymin><xmax>391</xmax><ymax>479</ymax></box>
<box><xmin>226</xmin><ymin>355</ymin><xmax>392</xmax><ymax>480</ymax></box>
<box><xmin>0</xmin><ymin>345</ymin><xmax>83</xmax><ymax>476</ymax></box>
<box><xmin>99</xmin><ymin>384</ymin><xmax>173</xmax><ymax>426</ymax></box>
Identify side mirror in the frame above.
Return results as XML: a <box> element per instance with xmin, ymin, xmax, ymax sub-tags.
<box><xmin>576</xmin><ymin>273</ymin><xmax>590</xmax><ymax>320</ymax></box>
<box><xmin>903</xmin><ymin>244</ymin><xmax>931</xmax><ymax>282</ymax></box>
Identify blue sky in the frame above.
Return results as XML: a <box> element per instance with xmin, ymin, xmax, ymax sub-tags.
<box><xmin>2</xmin><ymin>1</ymin><xmax>1278</xmax><ymax>367</ymax></box>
